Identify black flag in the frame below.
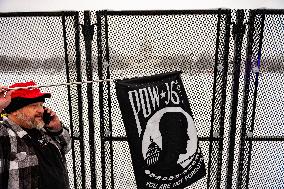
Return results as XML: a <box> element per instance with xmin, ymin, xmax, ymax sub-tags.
<box><xmin>116</xmin><ymin>71</ymin><xmax>206</xmax><ymax>189</ymax></box>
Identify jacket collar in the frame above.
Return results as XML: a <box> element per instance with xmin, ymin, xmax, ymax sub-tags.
<box><xmin>3</xmin><ymin>117</ymin><xmax>29</xmax><ymax>139</ymax></box>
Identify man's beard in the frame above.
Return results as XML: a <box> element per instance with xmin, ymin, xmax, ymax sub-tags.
<box><xmin>16</xmin><ymin>112</ymin><xmax>45</xmax><ymax>130</ymax></box>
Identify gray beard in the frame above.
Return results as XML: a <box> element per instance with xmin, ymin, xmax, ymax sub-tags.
<box><xmin>16</xmin><ymin>112</ymin><xmax>45</xmax><ymax>130</ymax></box>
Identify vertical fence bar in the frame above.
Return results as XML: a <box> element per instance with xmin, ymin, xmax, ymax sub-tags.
<box><xmin>244</xmin><ymin>13</ymin><xmax>265</xmax><ymax>188</ymax></box>
<box><xmin>74</xmin><ymin>12</ymin><xmax>86</xmax><ymax>189</ymax></box>
<box><xmin>235</xmin><ymin>11</ymin><xmax>255</xmax><ymax>188</ymax></box>
<box><xmin>207</xmin><ymin>10</ymin><xmax>222</xmax><ymax>189</ymax></box>
<box><xmin>216</xmin><ymin>10</ymin><xmax>232</xmax><ymax>189</ymax></box>
<box><xmin>61</xmin><ymin>12</ymin><xmax>78</xmax><ymax>189</ymax></box>
<box><xmin>96</xmin><ymin>11</ymin><xmax>107</xmax><ymax>189</ymax></box>
<box><xmin>236</xmin><ymin>11</ymin><xmax>265</xmax><ymax>188</ymax></box>
<box><xmin>207</xmin><ymin>10</ymin><xmax>232</xmax><ymax>189</ymax></box>
<box><xmin>225</xmin><ymin>10</ymin><xmax>246</xmax><ymax>188</ymax></box>
<box><xmin>103</xmin><ymin>12</ymin><xmax>115</xmax><ymax>189</ymax></box>
<box><xmin>82</xmin><ymin>10</ymin><xmax>97</xmax><ymax>189</ymax></box>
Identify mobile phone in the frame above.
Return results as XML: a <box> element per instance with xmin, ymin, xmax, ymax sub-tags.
<box><xmin>43</xmin><ymin>107</ymin><xmax>52</xmax><ymax>125</ymax></box>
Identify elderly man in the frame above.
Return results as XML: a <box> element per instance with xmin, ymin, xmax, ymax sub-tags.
<box><xmin>0</xmin><ymin>81</ymin><xmax>71</xmax><ymax>189</ymax></box>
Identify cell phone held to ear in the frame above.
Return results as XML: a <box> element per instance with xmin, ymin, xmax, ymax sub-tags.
<box><xmin>43</xmin><ymin>107</ymin><xmax>52</xmax><ymax>125</ymax></box>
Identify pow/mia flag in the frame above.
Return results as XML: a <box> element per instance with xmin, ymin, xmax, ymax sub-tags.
<box><xmin>116</xmin><ymin>71</ymin><xmax>206</xmax><ymax>189</ymax></box>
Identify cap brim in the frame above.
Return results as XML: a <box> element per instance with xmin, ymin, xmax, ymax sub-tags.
<box><xmin>21</xmin><ymin>92</ymin><xmax>51</xmax><ymax>99</ymax></box>
<box><xmin>42</xmin><ymin>93</ymin><xmax>51</xmax><ymax>98</ymax></box>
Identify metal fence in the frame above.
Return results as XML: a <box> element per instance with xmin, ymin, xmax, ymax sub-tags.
<box><xmin>0</xmin><ymin>9</ymin><xmax>283</xmax><ymax>189</ymax></box>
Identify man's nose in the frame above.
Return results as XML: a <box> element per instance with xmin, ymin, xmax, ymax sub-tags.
<box><xmin>37</xmin><ymin>107</ymin><xmax>44</xmax><ymax>114</ymax></box>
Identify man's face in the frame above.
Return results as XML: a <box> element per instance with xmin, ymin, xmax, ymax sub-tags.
<box><xmin>15</xmin><ymin>102</ymin><xmax>45</xmax><ymax>129</ymax></box>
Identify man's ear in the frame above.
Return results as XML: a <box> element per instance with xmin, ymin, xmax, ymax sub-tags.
<box><xmin>10</xmin><ymin>111</ymin><xmax>18</xmax><ymax>116</ymax></box>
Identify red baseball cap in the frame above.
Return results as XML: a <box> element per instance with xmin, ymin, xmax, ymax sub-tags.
<box><xmin>9</xmin><ymin>81</ymin><xmax>51</xmax><ymax>99</ymax></box>
<box><xmin>4</xmin><ymin>81</ymin><xmax>51</xmax><ymax>113</ymax></box>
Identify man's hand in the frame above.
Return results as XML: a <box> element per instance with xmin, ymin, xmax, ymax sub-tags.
<box><xmin>43</xmin><ymin>107</ymin><xmax>62</xmax><ymax>132</ymax></box>
<box><xmin>0</xmin><ymin>85</ymin><xmax>12</xmax><ymax>113</ymax></box>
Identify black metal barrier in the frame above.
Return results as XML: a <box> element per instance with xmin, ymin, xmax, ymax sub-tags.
<box><xmin>0</xmin><ymin>9</ymin><xmax>283</xmax><ymax>189</ymax></box>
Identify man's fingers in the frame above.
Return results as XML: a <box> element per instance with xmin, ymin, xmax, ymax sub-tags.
<box><xmin>4</xmin><ymin>90</ymin><xmax>13</xmax><ymax>99</ymax></box>
<box><xmin>0</xmin><ymin>90</ymin><xmax>5</xmax><ymax>98</ymax></box>
<box><xmin>0</xmin><ymin>90</ymin><xmax>12</xmax><ymax>99</ymax></box>
<box><xmin>43</xmin><ymin>107</ymin><xmax>57</xmax><ymax>118</ymax></box>
<box><xmin>50</xmin><ymin>111</ymin><xmax>56</xmax><ymax>117</ymax></box>
<box><xmin>0</xmin><ymin>85</ymin><xmax>9</xmax><ymax>97</ymax></box>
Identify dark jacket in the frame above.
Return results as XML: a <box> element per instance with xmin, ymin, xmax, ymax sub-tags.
<box><xmin>0</xmin><ymin>118</ymin><xmax>71</xmax><ymax>189</ymax></box>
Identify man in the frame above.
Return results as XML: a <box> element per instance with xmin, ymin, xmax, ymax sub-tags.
<box><xmin>146</xmin><ymin>112</ymin><xmax>189</xmax><ymax>176</ymax></box>
<box><xmin>0</xmin><ymin>81</ymin><xmax>71</xmax><ymax>189</ymax></box>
